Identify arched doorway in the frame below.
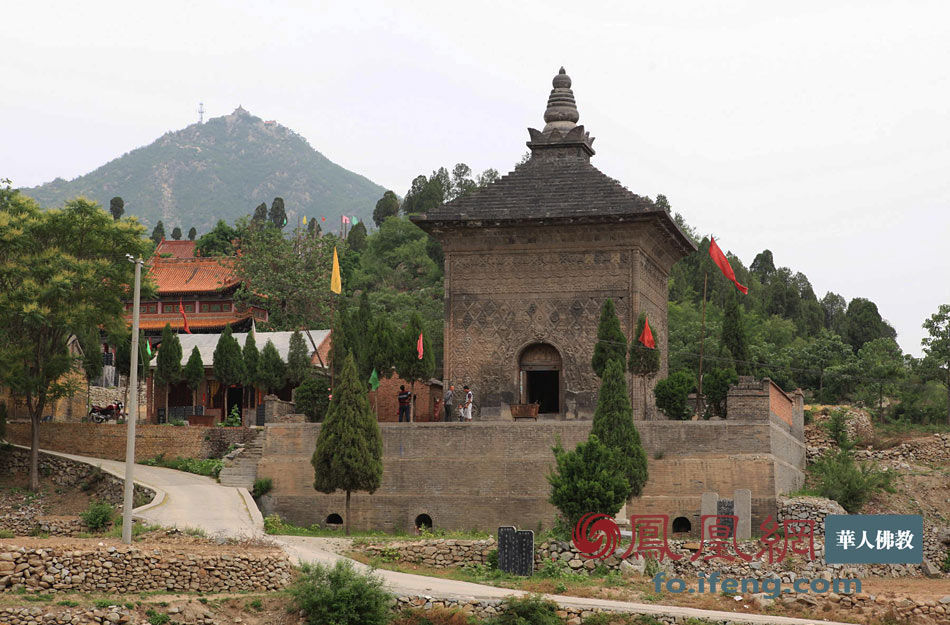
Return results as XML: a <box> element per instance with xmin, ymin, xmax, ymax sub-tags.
<box><xmin>519</xmin><ymin>343</ymin><xmax>561</xmax><ymax>414</ymax></box>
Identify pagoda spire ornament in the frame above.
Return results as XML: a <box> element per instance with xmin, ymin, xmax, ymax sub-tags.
<box><xmin>527</xmin><ymin>67</ymin><xmax>595</xmax><ymax>157</ymax></box>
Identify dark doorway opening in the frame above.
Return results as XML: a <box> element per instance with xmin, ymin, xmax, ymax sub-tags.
<box><xmin>527</xmin><ymin>370</ymin><xmax>559</xmax><ymax>413</ymax></box>
<box><xmin>168</xmin><ymin>381</ymin><xmax>192</xmax><ymax>407</ymax></box>
<box><xmin>226</xmin><ymin>387</ymin><xmax>243</xmax><ymax>421</ymax></box>
<box><xmin>415</xmin><ymin>514</ymin><xmax>432</xmax><ymax>530</ymax></box>
<box><xmin>325</xmin><ymin>513</ymin><xmax>343</xmax><ymax>526</ymax></box>
<box><xmin>672</xmin><ymin>516</ymin><xmax>691</xmax><ymax>533</ymax></box>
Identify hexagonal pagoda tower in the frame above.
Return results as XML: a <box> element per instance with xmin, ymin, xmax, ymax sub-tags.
<box><xmin>412</xmin><ymin>68</ymin><xmax>696</xmax><ymax>420</ymax></box>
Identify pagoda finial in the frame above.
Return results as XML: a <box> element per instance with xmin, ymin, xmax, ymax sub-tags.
<box><xmin>543</xmin><ymin>67</ymin><xmax>580</xmax><ymax>133</ymax></box>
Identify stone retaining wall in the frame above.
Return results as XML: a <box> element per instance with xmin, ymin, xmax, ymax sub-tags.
<box><xmin>0</xmin><ymin>543</ymin><xmax>293</xmax><ymax>593</ymax></box>
<box><xmin>5</xmin><ymin>422</ymin><xmax>257</xmax><ymax>462</ymax></box>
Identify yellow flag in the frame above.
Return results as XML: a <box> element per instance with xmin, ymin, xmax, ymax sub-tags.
<box><xmin>302</xmin><ymin>215</ymin><xmax>307</xmax><ymax>225</ymax></box>
<box><xmin>330</xmin><ymin>246</ymin><xmax>342</xmax><ymax>294</ymax></box>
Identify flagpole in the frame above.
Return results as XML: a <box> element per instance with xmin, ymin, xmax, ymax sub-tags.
<box><xmin>697</xmin><ymin>269</ymin><xmax>708</xmax><ymax>414</ymax></box>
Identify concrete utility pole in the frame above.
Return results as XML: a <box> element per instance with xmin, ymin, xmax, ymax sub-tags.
<box><xmin>122</xmin><ymin>255</ymin><xmax>143</xmax><ymax>545</ymax></box>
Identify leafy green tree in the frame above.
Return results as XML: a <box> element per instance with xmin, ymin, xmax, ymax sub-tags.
<box><xmin>394</xmin><ymin>312</ymin><xmax>434</xmax><ymax>421</ymax></box>
<box><xmin>921</xmin><ymin>304</ymin><xmax>950</xmax><ymax>425</ymax></box>
<box><xmin>703</xmin><ymin>367</ymin><xmax>737</xmax><ymax>417</ymax></box>
<box><xmin>401</xmin><ymin>171</ymin><xmax>446</xmax><ymax>215</ymax></box>
<box><xmin>295</xmin><ymin>373</ymin><xmax>331</xmax><ymax>422</ymax></box>
<box><xmin>212</xmin><ymin>326</ymin><xmax>245</xmax><ymax>415</ymax></box>
<box><xmin>150</xmin><ymin>220</ymin><xmax>166</xmax><ymax>244</ymax></box>
<box><xmin>721</xmin><ymin>290</ymin><xmax>750</xmax><ymax>374</ymax></box>
<box><xmin>287</xmin><ymin>330</ymin><xmax>311</xmax><ymax>387</ymax></box>
<box><xmin>252</xmin><ymin>202</ymin><xmax>268</xmax><ymax>224</ymax></box>
<box><xmin>857</xmin><ymin>338</ymin><xmax>904</xmax><ymax>422</ymax></box>
<box><xmin>590</xmin><ymin>359</ymin><xmax>648</xmax><ymax>498</ymax></box>
<box><xmin>347</xmin><ymin>220</ymin><xmax>367</xmax><ymax>252</ymax></box>
<box><xmin>171</xmin><ymin>226</ymin><xmax>182</xmax><ymax>240</ymax></box>
<box><xmin>750</xmin><ymin>250</ymin><xmax>775</xmax><ymax>278</ymax></box>
<box><xmin>187</xmin><ymin>226</ymin><xmax>197</xmax><ymax>241</ymax></box>
<box><xmin>195</xmin><ymin>219</ymin><xmax>244</xmax><ymax>256</ymax></box>
<box><xmin>821</xmin><ymin>292</ymin><xmax>848</xmax><ymax>335</ymax></box>
<box><xmin>845</xmin><ymin>297</ymin><xmax>896</xmax><ymax>352</ymax></box>
<box><xmin>307</xmin><ymin>217</ymin><xmax>321</xmax><ymax>237</ymax></box>
<box><xmin>75</xmin><ymin>325</ymin><xmax>104</xmax><ymax>382</ymax></box>
<box><xmin>258</xmin><ymin>339</ymin><xmax>287</xmax><ymax>394</ymax></box>
<box><xmin>183</xmin><ymin>346</ymin><xmax>204</xmax><ymax>407</ymax></box>
<box><xmin>628</xmin><ymin>312</ymin><xmax>661</xmax><ymax>417</ymax></box>
<box><xmin>312</xmin><ymin>353</ymin><xmax>383</xmax><ymax>535</ymax></box>
<box><xmin>269</xmin><ymin>197</ymin><xmax>287</xmax><ymax>229</ymax></box>
<box><xmin>366</xmin><ymin>315</ymin><xmax>397</xmax><ymax>382</ymax></box>
<box><xmin>242</xmin><ymin>330</ymin><xmax>260</xmax><ymax>406</ymax></box>
<box><xmin>109</xmin><ymin>196</ymin><xmax>124</xmax><ymax>220</ymax></box>
<box><xmin>548</xmin><ymin>435</ymin><xmax>629</xmax><ymax>526</ymax></box>
<box><xmin>653</xmin><ymin>371</ymin><xmax>695</xmax><ymax>420</ymax></box>
<box><xmin>372</xmin><ymin>190</ymin><xmax>400</xmax><ymax>226</ymax></box>
<box><xmin>155</xmin><ymin>324</ymin><xmax>183</xmax><ymax>414</ymax></box>
<box><xmin>0</xmin><ymin>191</ymin><xmax>149</xmax><ymax>490</ymax></box>
<box><xmin>794</xmin><ymin>330</ymin><xmax>853</xmax><ymax>401</ymax></box>
<box><xmin>591</xmin><ymin>299</ymin><xmax>627</xmax><ymax>378</ymax></box>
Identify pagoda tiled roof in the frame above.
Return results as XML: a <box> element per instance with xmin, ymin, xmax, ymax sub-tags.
<box><xmin>154</xmin><ymin>239</ymin><xmax>196</xmax><ymax>258</ymax></box>
<box><xmin>147</xmin><ymin>257</ymin><xmax>239</xmax><ymax>295</ymax></box>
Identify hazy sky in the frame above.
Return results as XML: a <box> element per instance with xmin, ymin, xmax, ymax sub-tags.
<box><xmin>2</xmin><ymin>1</ymin><xmax>948</xmax><ymax>356</ymax></box>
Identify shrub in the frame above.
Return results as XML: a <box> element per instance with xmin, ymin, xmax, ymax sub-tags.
<box><xmin>810</xmin><ymin>449</ymin><xmax>896</xmax><ymax>513</ymax></box>
<box><xmin>140</xmin><ymin>454</ymin><xmax>223</xmax><ymax>478</ymax></box>
<box><xmin>295</xmin><ymin>374</ymin><xmax>331</xmax><ymax>422</ymax></box>
<box><xmin>169</xmin><ymin>419</ymin><xmax>187</xmax><ymax>426</ymax></box>
<box><xmin>940</xmin><ymin>549</ymin><xmax>950</xmax><ymax>573</ymax></box>
<box><xmin>287</xmin><ymin>560</ymin><xmax>391</xmax><ymax>625</ymax></box>
<box><xmin>824</xmin><ymin>408</ymin><xmax>851</xmax><ymax>449</ymax></box>
<box><xmin>145</xmin><ymin>609</ymin><xmax>170</xmax><ymax>625</ymax></box>
<box><xmin>653</xmin><ymin>371</ymin><xmax>695</xmax><ymax>420</ymax></box>
<box><xmin>486</xmin><ymin>548</ymin><xmax>498</xmax><ymax>570</ymax></box>
<box><xmin>221</xmin><ymin>405</ymin><xmax>242</xmax><ymax>427</ymax></box>
<box><xmin>702</xmin><ymin>367</ymin><xmax>737</xmax><ymax>417</ymax></box>
<box><xmin>492</xmin><ymin>595</ymin><xmax>561</xmax><ymax>625</ymax></box>
<box><xmin>252</xmin><ymin>477</ymin><xmax>273</xmax><ymax>498</ymax></box>
<box><xmin>80</xmin><ymin>500</ymin><xmax>114</xmax><ymax>531</ymax></box>
<box><xmin>547</xmin><ymin>435</ymin><xmax>629</xmax><ymax>527</ymax></box>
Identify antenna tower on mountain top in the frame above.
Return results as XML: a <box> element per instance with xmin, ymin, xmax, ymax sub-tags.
<box><xmin>198</xmin><ymin>102</ymin><xmax>205</xmax><ymax>124</ymax></box>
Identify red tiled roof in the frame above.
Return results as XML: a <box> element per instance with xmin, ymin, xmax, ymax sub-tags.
<box><xmin>147</xmin><ymin>257</ymin><xmax>240</xmax><ymax>295</ymax></box>
<box><xmin>154</xmin><ymin>239</ymin><xmax>196</xmax><ymax>258</ymax></box>
<box><xmin>137</xmin><ymin>313</ymin><xmax>252</xmax><ymax>331</ymax></box>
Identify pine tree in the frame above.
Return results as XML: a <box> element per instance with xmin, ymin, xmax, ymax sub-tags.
<box><xmin>155</xmin><ymin>324</ymin><xmax>183</xmax><ymax>419</ymax></box>
<box><xmin>150</xmin><ymin>220</ymin><xmax>166</xmax><ymax>244</ymax></box>
<box><xmin>183</xmin><ymin>346</ymin><xmax>204</xmax><ymax>407</ymax></box>
<box><xmin>590</xmin><ymin>359</ymin><xmax>649</xmax><ymax>498</ymax></box>
<box><xmin>548</xmin><ymin>434</ymin><xmax>629</xmax><ymax>526</ymax></box>
<box><xmin>628</xmin><ymin>312</ymin><xmax>661</xmax><ymax>418</ymax></box>
<box><xmin>308</xmin><ymin>218</ymin><xmax>321</xmax><ymax>237</ymax></box>
<box><xmin>258</xmin><ymin>339</ymin><xmax>286</xmax><ymax>394</ymax></box>
<box><xmin>242</xmin><ymin>330</ymin><xmax>260</xmax><ymax>407</ymax></box>
<box><xmin>367</xmin><ymin>316</ymin><xmax>397</xmax><ymax>380</ymax></box>
<box><xmin>295</xmin><ymin>373</ymin><xmax>331</xmax><ymax>422</ymax></box>
<box><xmin>212</xmin><ymin>326</ymin><xmax>245</xmax><ymax>416</ymax></box>
<box><xmin>109</xmin><ymin>196</ymin><xmax>124</xmax><ymax>220</ymax></box>
<box><xmin>348</xmin><ymin>221</ymin><xmax>368</xmax><ymax>252</ymax></box>
<box><xmin>721</xmin><ymin>290</ymin><xmax>750</xmax><ymax>374</ymax></box>
<box><xmin>287</xmin><ymin>330</ymin><xmax>311</xmax><ymax>387</ymax></box>
<box><xmin>269</xmin><ymin>197</ymin><xmax>287</xmax><ymax>229</ymax></box>
<box><xmin>252</xmin><ymin>202</ymin><xmax>268</xmax><ymax>224</ymax></box>
<box><xmin>394</xmin><ymin>311</ymin><xmax>434</xmax><ymax>421</ymax></box>
<box><xmin>591</xmin><ymin>299</ymin><xmax>627</xmax><ymax>378</ymax></box>
<box><xmin>187</xmin><ymin>227</ymin><xmax>197</xmax><ymax>241</ymax></box>
<box><xmin>312</xmin><ymin>353</ymin><xmax>383</xmax><ymax>535</ymax></box>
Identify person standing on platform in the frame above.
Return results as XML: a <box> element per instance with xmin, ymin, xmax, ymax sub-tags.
<box><xmin>397</xmin><ymin>385</ymin><xmax>411</xmax><ymax>422</ymax></box>
<box><xmin>462</xmin><ymin>385</ymin><xmax>473</xmax><ymax>422</ymax></box>
<box><xmin>443</xmin><ymin>384</ymin><xmax>455</xmax><ymax>422</ymax></box>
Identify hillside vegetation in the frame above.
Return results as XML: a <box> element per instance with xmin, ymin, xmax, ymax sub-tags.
<box><xmin>22</xmin><ymin>107</ymin><xmax>385</xmax><ymax>232</ymax></box>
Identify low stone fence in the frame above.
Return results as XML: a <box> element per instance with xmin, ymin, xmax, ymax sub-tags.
<box><xmin>362</xmin><ymin>539</ymin><xmax>494</xmax><ymax>568</ymax></box>
<box><xmin>0</xmin><ymin>543</ymin><xmax>294</xmax><ymax>593</ymax></box>
<box><xmin>5</xmin><ymin>422</ymin><xmax>257</xmax><ymax>462</ymax></box>
<box><xmin>0</xmin><ymin>446</ymin><xmax>156</xmax><ymax>536</ymax></box>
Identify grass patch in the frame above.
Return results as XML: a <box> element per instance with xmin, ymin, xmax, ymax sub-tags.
<box><xmin>252</xmin><ymin>477</ymin><xmax>272</xmax><ymax>498</ymax></box>
<box><xmin>23</xmin><ymin>593</ymin><xmax>53</xmax><ymax>602</ymax></box>
<box><xmin>104</xmin><ymin>520</ymin><xmax>162</xmax><ymax>540</ymax></box>
<box><xmin>145</xmin><ymin>609</ymin><xmax>171</xmax><ymax>625</ymax></box>
<box><xmin>139</xmin><ymin>454</ymin><xmax>224</xmax><ymax>478</ymax></box>
<box><xmin>0</xmin><ymin>529</ymin><xmax>14</xmax><ymax>538</ymax></box>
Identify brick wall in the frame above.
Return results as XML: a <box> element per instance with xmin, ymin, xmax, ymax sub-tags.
<box><xmin>5</xmin><ymin>423</ymin><xmax>257</xmax><ymax>462</ymax></box>
<box><xmin>259</xmin><ymin>419</ymin><xmax>802</xmax><ymax>535</ymax></box>
<box><xmin>370</xmin><ymin>374</ymin><xmax>441</xmax><ymax>422</ymax></box>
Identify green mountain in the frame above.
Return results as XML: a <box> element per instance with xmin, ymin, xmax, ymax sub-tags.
<box><xmin>22</xmin><ymin>107</ymin><xmax>386</xmax><ymax>232</ymax></box>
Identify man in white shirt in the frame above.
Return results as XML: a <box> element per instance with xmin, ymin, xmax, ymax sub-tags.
<box><xmin>462</xmin><ymin>385</ymin><xmax>473</xmax><ymax>422</ymax></box>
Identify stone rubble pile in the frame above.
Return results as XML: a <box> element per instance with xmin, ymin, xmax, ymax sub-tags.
<box><xmin>0</xmin><ymin>544</ymin><xmax>293</xmax><ymax>594</ymax></box>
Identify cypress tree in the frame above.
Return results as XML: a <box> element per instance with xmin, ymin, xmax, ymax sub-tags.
<box><xmin>242</xmin><ymin>330</ymin><xmax>260</xmax><ymax>407</ymax></box>
<box><xmin>109</xmin><ymin>196</ymin><xmax>124</xmax><ymax>220</ymax></box>
<box><xmin>213</xmin><ymin>326</ymin><xmax>245</xmax><ymax>416</ymax></box>
<box><xmin>258</xmin><ymin>339</ymin><xmax>286</xmax><ymax>394</ymax></box>
<box><xmin>252</xmin><ymin>202</ymin><xmax>268</xmax><ymax>224</ymax></box>
<box><xmin>312</xmin><ymin>353</ymin><xmax>383</xmax><ymax>535</ymax></box>
<box><xmin>287</xmin><ymin>330</ymin><xmax>311</xmax><ymax>387</ymax></box>
<box><xmin>722</xmin><ymin>290</ymin><xmax>750</xmax><ymax>374</ymax></box>
<box><xmin>187</xmin><ymin>227</ymin><xmax>197</xmax><ymax>241</ymax></box>
<box><xmin>171</xmin><ymin>226</ymin><xmax>182</xmax><ymax>240</ymax></box>
<box><xmin>628</xmin><ymin>312</ymin><xmax>661</xmax><ymax>418</ymax></box>
<box><xmin>394</xmin><ymin>312</ymin><xmax>434</xmax><ymax>421</ymax></box>
<box><xmin>590</xmin><ymin>359</ymin><xmax>649</xmax><ymax>498</ymax></box>
<box><xmin>150</xmin><ymin>220</ymin><xmax>166</xmax><ymax>245</ymax></box>
<box><xmin>269</xmin><ymin>197</ymin><xmax>287</xmax><ymax>229</ymax></box>
<box><xmin>183</xmin><ymin>346</ymin><xmax>204</xmax><ymax>407</ymax></box>
<box><xmin>547</xmin><ymin>435</ymin><xmax>629</xmax><ymax>526</ymax></box>
<box><xmin>591</xmin><ymin>299</ymin><xmax>627</xmax><ymax>378</ymax></box>
<box><xmin>367</xmin><ymin>316</ymin><xmax>397</xmax><ymax>380</ymax></box>
<box><xmin>155</xmin><ymin>324</ymin><xmax>183</xmax><ymax>418</ymax></box>
<box><xmin>347</xmin><ymin>221</ymin><xmax>367</xmax><ymax>251</ymax></box>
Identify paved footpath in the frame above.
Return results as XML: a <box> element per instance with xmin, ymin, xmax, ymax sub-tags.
<box><xmin>34</xmin><ymin>447</ymin><xmax>852</xmax><ymax>625</ymax></box>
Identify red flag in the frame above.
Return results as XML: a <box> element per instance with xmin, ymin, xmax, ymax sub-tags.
<box><xmin>416</xmin><ymin>332</ymin><xmax>424</xmax><ymax>360</ymax></box>
<box><xmin>639</xmin><ymin>318</ymin><xmax>656</xmax><ymax>349</ymax></box>
<box><xmin>179</xmin><ymin>298</ymin><xmax>191</xmax><ymax>334</ymax></box>
<box><xmin>709</xmin><ymin>237</ymin><xmax>748</xmax><ymax>294</ymax></box>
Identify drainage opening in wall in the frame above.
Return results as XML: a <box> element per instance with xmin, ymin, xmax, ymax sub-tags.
<box><xmin>672</xmin><ymin>516</ymin><xmax>691</xmax><ymax>533</ymax></box>
<box><xmin>325</xmin><ymin>513</ymin><xmax>343</xmax><ymax>526</ymax></box>
<box><xmin>415</xmin><ymin>514</ymin><xmax>432</xmax><ymax>531</ymax></box>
